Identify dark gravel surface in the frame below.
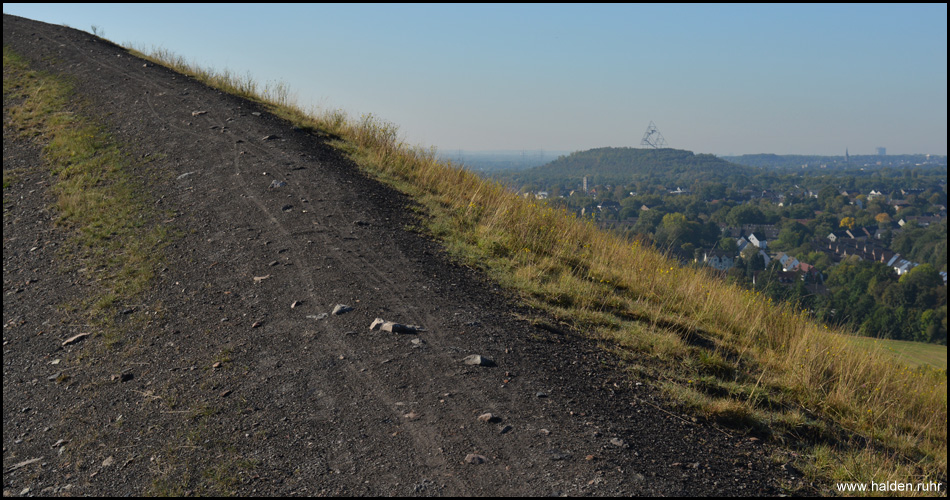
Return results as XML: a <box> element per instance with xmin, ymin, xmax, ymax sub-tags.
<box><xmin>3</xmin><ymin>14</ymin><xmax>812</xmax><ymax>496</ymax></box>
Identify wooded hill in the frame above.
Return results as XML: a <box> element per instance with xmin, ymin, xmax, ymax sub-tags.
<box><xmin>493</xmin><ymin>147</ymin><xmax>759</xmax><ymax>187</ymax></box>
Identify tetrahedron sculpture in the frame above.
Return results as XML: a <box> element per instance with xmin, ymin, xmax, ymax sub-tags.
<box><xmin>640</xmin><ymin>121</ymin><xmax>667</xmax><ymax>149</ymax></box>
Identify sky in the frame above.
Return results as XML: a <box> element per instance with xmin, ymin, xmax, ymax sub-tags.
<box><xmin>3</xmin><ymin>4</ymin><xmax>947</xmax><ymax>156</ymax></box>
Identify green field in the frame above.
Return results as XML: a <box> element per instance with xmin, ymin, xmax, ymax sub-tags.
<box><xmin>841</xmin><ymin>334</ymin><xmax>948</xmax><ymax>371</ymax></box>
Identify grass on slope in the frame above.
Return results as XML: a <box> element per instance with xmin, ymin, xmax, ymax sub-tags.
<box><xmin>3</xmin><ymin>45</ymin><xmax>170</xmax><ymax>347</ymax></box>
<box><xmin>116</xmin><ymin>41</ymin><xmax>947</xmax><ymax>495</ymax></box>
<box><xmin>4</xmin><ymin>43</ymin><xmax>262</xmax><ymax>496</ymax></box>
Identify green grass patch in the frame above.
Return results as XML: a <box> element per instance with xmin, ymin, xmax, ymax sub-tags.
<box><xmin>840</xmin><ymin>334</ymin><xmax>947</xmax><ymax>371</ymax></box>
<box><xmin>3</xmin><ymin>45</ymin><xmax>169</xmax><ymax>348</ymax></box>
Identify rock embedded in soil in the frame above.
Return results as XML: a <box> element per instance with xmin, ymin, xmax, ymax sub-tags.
<box><xmin>332</xmin><ymin>304</ymin><xmax>353</xmax><ymax>315</ymax></box>
<box><xmin>61</xmin><ymin>333</ymin><xmax>90</xmax><ymax>346</ymax></box>
<box><xmin>464</xmin><ymin>454</ymin><xmax>488</xmax><ymax>465</ymax></box>
<box><xmin>369</xmin><ymin>317</ymin><xmax>423</xmax><ymax>333</ymax></box>
<box><xmin>477</xmin><ymin>413</ymin><xmax>501</xmax><ymax>423</ymax></box>
<box><xmin>462</xmin><ymin>354</ymin><xmax>495</xmax><ymax>367</ymax></box>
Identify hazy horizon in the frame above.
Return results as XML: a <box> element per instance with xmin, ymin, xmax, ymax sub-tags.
<box><xmin>3</xmin><ymin>4</ymin><xmax>946</xmax><ymax>156</ymax></box>
<box><xmin>440</xmin><ymin>148</ymin><xmax>945</xmax><ymax>157</ymax></box>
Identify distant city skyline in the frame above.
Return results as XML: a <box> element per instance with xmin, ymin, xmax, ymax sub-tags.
<box><xmin>3</xmin><ymin>4</ymin><xmax>947</xmax><ymax>156</ymax></box>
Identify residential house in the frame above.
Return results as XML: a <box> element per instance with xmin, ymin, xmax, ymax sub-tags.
<box><xmin>796</xmin><ymin>262</ymin><xmax>822</xmax><ymax>283</ymax></box>
<box><xmin>893</xmin><ymin>259</ymin><xmax>916</xmax><ymax>276</ymax></box>
<box><xmin>827</xmin><ymin>231</ymin><xmax>850</xmax><ymax>243</ymax></box>
<box><xmin>741</xmin><ymin>225</ymin><xmax>778</xmax><ymax>240</ymax></box>
<box><xmin>702</xmin><ymin>250</ymin><xmax>735</xmax><ymax>271</ymax></box>
<box><xmin>868</xmin><ymin>189</ymin><xmax>889</xmax><ymax>200</ymax></box>
<box><xmin>845</xmin><ymin>227</ymin><xmax>874</xmax><ymax>240</ymax></box>
<box><xmin>775</xmin><ymin>252</ymin><xmax>800</xmax><ymax>272</ymax></box>
<box><xmin>748</xmin><ymin>232</ymin><xmax>767</xmax><ymax>249</ymax></box>
<box><xmin>885</xmin><ymin>253</ymin><xmax>902</xmax><ymax>268</ymax></box>
<box><xmin>878</xmin><ymin>250</ymin><xmax>896</xmax><ymax>266</ymax></box>
<box><xmin>736</xmin><ymin>237</ymin><xmax>750</xmax><ymax>253</ymax></box>
<box><xmin>892</xmin><ymin>200</ymin><xmax>910</xmax><ymax>212</ymax></box>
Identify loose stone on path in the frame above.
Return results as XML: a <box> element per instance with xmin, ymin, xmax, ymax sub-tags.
<box><xmin>477</xmin><ymin>413</ymin><xmax>501</xmax><ymax>423</ymax></box>
<box><xmin>61</xmin><ymin>333</ymin><xmax>90</xmax><ymax>347</ymax></box>
<box><xmin>332</xmin><ymin>304</ymin><xmax>353</xmax><ymax>315</ymax></box>
<box><xmin>464</xmin><ymin>454</ymin><xmax>487</xmax><ymax>465</ymax></box>
<box><xmin>369</xmin><ymin>317</ymin><xmax>424</xmax><ymax>334</ymax></box>
<box><xmin>462</xmin><ymin>354</ymin><xmax>495</xmax><ymax>367</ymax></box>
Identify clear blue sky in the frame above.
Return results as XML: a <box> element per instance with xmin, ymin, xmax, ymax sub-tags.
<box><xmin>4</xmin><ymin>4</ymin><xmax>947</xmax><ymax>156</ymax></box>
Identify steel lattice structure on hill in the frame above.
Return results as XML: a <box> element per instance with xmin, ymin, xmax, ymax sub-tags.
<box><xmin>640</xmin><ymin>121</ymin><xmax>667</xmax><ymax>149</ymax></box>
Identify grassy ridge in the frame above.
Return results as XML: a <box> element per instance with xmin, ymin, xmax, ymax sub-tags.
<box><xmin>115</xmin><ymin>43</ymin><xmax>945</xmax><ymax>493</ymax></box>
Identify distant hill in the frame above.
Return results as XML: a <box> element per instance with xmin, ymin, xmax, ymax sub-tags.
<box><xmin>493</xmin><ymin>147</ymin><xmax>757</xmax><ymax>187</ymax></box>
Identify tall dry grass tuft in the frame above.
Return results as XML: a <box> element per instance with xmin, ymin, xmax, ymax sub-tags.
<box><xmin>130</xmin><ymin>44</ymin><xmax>946</xmax><ymax>492</ymax></box>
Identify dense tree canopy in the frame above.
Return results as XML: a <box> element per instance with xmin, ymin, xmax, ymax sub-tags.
<box><xmin>817</xmin><ymin>259</ymin><xmax>946</xmax><ymax>344</ymax></box>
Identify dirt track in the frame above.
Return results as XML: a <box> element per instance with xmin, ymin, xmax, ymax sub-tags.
<box><xmin>3</xmin><ymin>14</ymin><xmax>808</xmax><ymax>496</ymax></box>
